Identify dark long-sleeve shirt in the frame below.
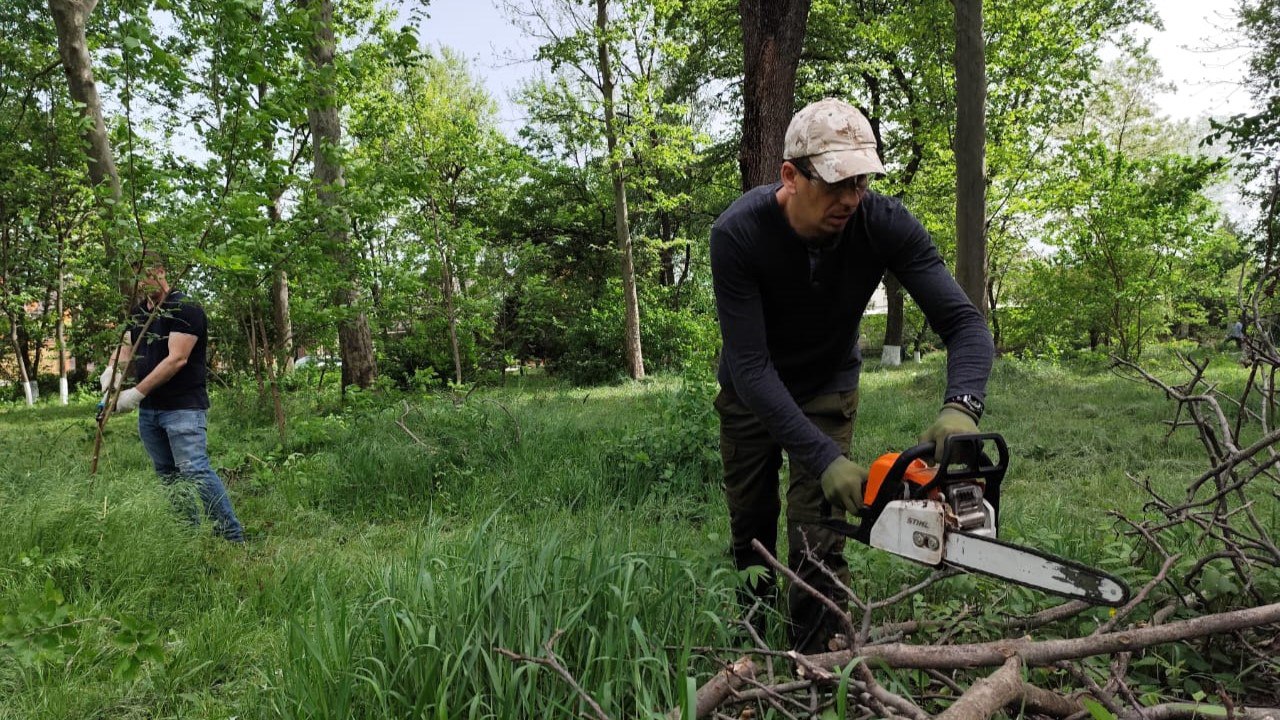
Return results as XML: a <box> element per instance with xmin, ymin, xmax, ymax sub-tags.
<box><xmin>710</xmin><ymin>184</ymin><xmax>994</xmax><ymax>477</ymax></box>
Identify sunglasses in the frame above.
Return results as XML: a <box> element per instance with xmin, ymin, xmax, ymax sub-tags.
<box><xmin>791</xmin><ymin>160</ymin><xmax>870</xmax><ymax>195</ymax></box>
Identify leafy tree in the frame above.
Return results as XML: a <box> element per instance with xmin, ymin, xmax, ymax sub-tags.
<box><xmin>299</xmin><ymin>0</ymin><xmax>377</xmax><ymax>389</ymax></box>
<box><xmin>346</xmin><ymin>41</ymin><xmax>515</xmax><ymax>385</ymax></box>
<box><xmin>507</xmin><ymin>0</ymin><xmax>724</xmax><ymax>382</ymax></box>
<box><xmin>1035</xmin><ymin>143</ymin><xmax>1225</xmax><ymax>359</ymax></box>
<box><xmin>1210</xmin><ymin>0</ymin><xmax>1280</xmax><ymax>275</ymax></box>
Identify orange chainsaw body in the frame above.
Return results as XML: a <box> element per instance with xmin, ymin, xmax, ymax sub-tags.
<box><xmin>864</xmin><ymin>451</ymin><xmax>936</xmax><ymax>506</ymax></box>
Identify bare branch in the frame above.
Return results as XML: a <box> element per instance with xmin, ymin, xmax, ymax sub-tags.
<box><xmin>494</xmin><ymin>630</ymin><xmax>611</xmax><ymax>720</ymax></box>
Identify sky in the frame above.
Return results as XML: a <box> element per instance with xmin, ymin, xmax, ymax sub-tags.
<box><xmin>401</xmin><ymin>0</ymin><xmax>1258</xmax><ymax>134</ymax></box>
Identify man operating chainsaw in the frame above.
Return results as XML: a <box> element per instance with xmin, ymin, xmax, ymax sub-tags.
<box><xmin>710</xmin><ymin>98</ymin><xmax>994</xmax><ymax>652</ymax></box>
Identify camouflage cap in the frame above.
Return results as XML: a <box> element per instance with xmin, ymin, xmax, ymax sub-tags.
<box><xmin>783</xmin><ymin>98</ymin><xmax>886</xmax><ymax>182</ymax></box>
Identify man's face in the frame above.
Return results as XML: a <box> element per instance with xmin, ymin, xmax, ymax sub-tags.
<box><xmin>139</xmin><ymin>264</ymin><xmax>167</xmax><ymax>301</ymax></box>
<box><xmin>783</xmin><ymin>160</ymin><xmax>870</xmax><ymax>239</ymax></box>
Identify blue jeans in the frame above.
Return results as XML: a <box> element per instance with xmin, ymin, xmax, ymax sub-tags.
<box><xmin>138</xmin><ymin>407</ymin><xmax>244</xmax><ymax>542</ymax></box>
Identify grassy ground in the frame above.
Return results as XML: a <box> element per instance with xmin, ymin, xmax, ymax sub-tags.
<box><xmin>0</xmin><ymin>348</ymin><xmax>1261</xmax><ymax>718</ymax></box>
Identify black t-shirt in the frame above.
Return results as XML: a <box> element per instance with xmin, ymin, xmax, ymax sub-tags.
<box><xmin>129</xmin><ymin>290</ymin><xmax>210</xmax><ymax>410</ymax></box>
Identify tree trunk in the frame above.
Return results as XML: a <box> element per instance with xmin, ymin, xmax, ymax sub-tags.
<box><xmin>271</xmin><ymin>267</ymin><xmax>293</xmax><ymax>371</ymax></box>
<box><xmin>738</xmin><ymin>0</ymin><xmax>812</xmax><ymax>191</ymax></box>
<box><xmin>56</xmin><ymin>264</ymin><xmax>68</xmax><ymax>405</ymax></box>
<box><xmin>268</xmin><ymin>184</ymin><xmax>293</xmax><ymax>373</ymax></box>
<box><xmin>261</xmin><ymin>81</ymin><xmax>294</xmax><ymax>373</ymax></box>
<box><xmin>300</xmin><ymin>0</ymin><xmax>376</xmax><ymax>389</ymax></box>
<box><xmin>596</xmin><ymin>0</ymin><xmax>645</xmax><ymax>380</ymax></box>
<box><xmin>7</xmin><ymin>312</ymin><xmax>34</xmax><ymax>406</ymax></box>
<box><xmin>882</xmin><ymin>273</ymin><xmax>904</xmax><ymax>366</ymax></box>
<box><xmin>430</xmin><ymin>201</ymin><xmax>464</xmax><ymax>385</ymax></box>
<box><xmin>953</xmin><ymin>0</ymin><xmax>988</xmax><ymax>317</ymax></box>
<box><xmin>47</xmin><ymin>0</ymin><xmax>124</xmax><ymax>291</ymax></box>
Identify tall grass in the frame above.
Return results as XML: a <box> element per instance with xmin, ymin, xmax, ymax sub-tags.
<box><xmin>274</xmin><ymin>521</ymin><xmax>738</xmax><ymax>719</ymax></box>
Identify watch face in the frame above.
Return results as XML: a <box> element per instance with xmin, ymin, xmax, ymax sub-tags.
<box><xmin>950</xmin><ymin>395</ymin><xmax>983</xmax><ymax>416</ymax></box>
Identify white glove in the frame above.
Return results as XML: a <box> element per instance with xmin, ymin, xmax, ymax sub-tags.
<box><xmin>115</xmin><ymin>387</ymin><xmax>145</xmax><ymax>413</ymax></box>
<box><xmin>99</xmin><ymin>366</ymin><xmax>123</xmax><ymax>392</ymax></box>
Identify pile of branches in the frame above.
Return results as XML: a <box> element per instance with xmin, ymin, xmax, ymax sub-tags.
<box><xmin>501</xmin><ymin>534</ymin><xmax>1278</xmax><ymax>719</ymax></box>
<box><xmin>500</xmin><ymin>288</ymin><xmax>1280</xmax><ymax>718</ymax></box>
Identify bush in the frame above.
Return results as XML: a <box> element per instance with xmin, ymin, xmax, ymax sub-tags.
<box><xmin>550</xmin><ymin>302</ymin><xmax>627</xmax><ymax>386</ymax></box>
<box><xmin>606</xmin><ymin>376</ymin><xmax>721</xmax><ymax>512</ymax></box>
<box><xmin>380</xmin><ymin>318</ymin><xmax>478</xmax><ymax>389</ymax></box>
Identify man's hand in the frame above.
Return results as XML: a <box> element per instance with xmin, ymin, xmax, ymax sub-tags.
<box><xmin>99</xmin><ymin>366</ymin><xmax>123</xmax><ymax>392</ymax></box>
<box><xmin>919</xmin><ymin>405</ymin><xmax>979</xmax><ymax>463</ymax></box>
<box><xmin>820</xmin><ymin>456</ymin><xmax>869</xmax><ymax>513</ymax></box>
<box><xmin>115</xmin><ymin>388</ymin><xmax>145</xmax><ymax>413</ymax></box>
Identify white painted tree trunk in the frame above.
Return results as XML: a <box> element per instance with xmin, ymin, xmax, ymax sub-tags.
<box><xmin>882</xmin><ymin>345</ymin><xmax>902</xmax><ymax>366</ymax></box>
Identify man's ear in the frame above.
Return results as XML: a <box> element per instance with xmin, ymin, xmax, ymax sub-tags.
<box><xmin>780</xmin><ymin>161</ymin><xmax>800</xmax><ymax>193</ymax></box>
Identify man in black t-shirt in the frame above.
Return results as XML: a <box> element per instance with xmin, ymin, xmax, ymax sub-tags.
<box><xmin>710</xmin><ymin>99</ymin><xmax>994</xmax><ymax>651</ymax></box>
<box><xmin>104</xmin><ymin>254</ymin><xmax>244</xmax><ymax>543</ymax></box>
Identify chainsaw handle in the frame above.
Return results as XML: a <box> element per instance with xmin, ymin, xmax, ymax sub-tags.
<box><xmin>912</xmin><ymin>432</ymin><xmax>1009</xmax><ymax>499</ymax></box>
<box><xmin>845</xmin><ymin>433</ymin><xmax>1008</xmax><ymax>544</ymax></box>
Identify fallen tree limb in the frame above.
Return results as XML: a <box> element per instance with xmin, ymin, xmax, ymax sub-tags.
<box><xmin>937</xmin><ymin>656</ymin><xmax>1022</xmax><ymax>720</ymax></box>
<box><xmin>804</xmin><ymin>602</ymin><xmax>1280</xmax><ymax>670</ymax></box>
<box><xmin>857</xmin><ymin>661</ymin><xmax>929</xmax><ymax>720</ymax></box>
<box><xmin>1013</xmin><ymin>682</ymin><xmax>1085</xmax><ymax>718</ymax></box>
<box><xmin>666</xmin><ymin>656</ymin><xmax>756</xmax><ymax>720</ymax></box>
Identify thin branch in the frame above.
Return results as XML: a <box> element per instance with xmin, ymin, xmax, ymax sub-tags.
<box><xmin>494</xmin><ymin>629</ymin><xmax>610</xmax><ymax>720</ymax></box>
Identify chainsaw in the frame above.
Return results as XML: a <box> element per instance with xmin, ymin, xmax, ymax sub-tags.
<box><xmin>823</xmin><ymin>432</ymin><xmax>1131</xmax><ymax>607</ymax></box>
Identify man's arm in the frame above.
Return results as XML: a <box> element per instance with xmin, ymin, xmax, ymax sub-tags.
<box><xmin>711</xmin><ymin>226</ymin><xmax>846</xmax><ymax>477</ymax></box>
<box><xmin>879</xmin><ymin>203</ymin><xmax>993</xmax><ymax>402</ymax></box>
<box><xmin>134</xmin><ymin>332</ymin><xmax>197</xmax><ymax>396</ymax></box>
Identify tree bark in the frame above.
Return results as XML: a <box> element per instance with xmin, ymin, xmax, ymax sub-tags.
<box><xmin>271</xmin><ymin>267</ymin><xmax>293</xmax><ymax>370</ymax></box>
<box><xmin>883</xmin><ymin>272</ymin><xmax>904</xmax><ymax>365</ymax></box>
<box><xmin>596</xmin><ymin>0</ymin><xmax>645</xmax><ymax>379</ymax></box>
<box><xmin>56</xmin><ymin>261</ymin><xmax>68</xmax><ymax>405</ymax></box>
<box><xmin>738</xmin><ymin>0</ymin><xmax>812</xmax><ymax>191</ymax></box>
<box><xmin>936</xmin><ymin>656</ymin><xmax>1023</xmax><ymax>720</ymax></box>
<box><xmin>47</xmin><ymin>0</ymin><xmax>125</xmax><ymax>294</ymax></box>
<box><xmin>666</xmin><ymin>656</ymin><xmax>755</xmax><ymax>720</ymax></box>
<box><xmin>300</xmin><ymin>0</ymin><xmax>376</xmax><ymax>389</ymax></box>
<box><xmin>953</xmin><ymin>0</ymin><xmax>988</xmax><ymax>317</ymax></box>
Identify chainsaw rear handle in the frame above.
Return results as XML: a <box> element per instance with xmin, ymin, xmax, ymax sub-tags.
<box><xmin>906</xmin><ymin>432</ymin><xmax>1008</xmax><ymax>499</ymax></box>
<box><xmin>843</xmin><ymin>433</ymin><xmax>1008</xmax><ymax>544</ymax></box>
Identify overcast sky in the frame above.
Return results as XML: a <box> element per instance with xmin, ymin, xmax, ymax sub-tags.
<box><xmin>400</xmin><ymin>0</ymin><xmax>1256</xmax><ymax>134</ymax></box>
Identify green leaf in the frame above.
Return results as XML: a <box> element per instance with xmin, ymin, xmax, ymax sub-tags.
<box><xmin>1082</xmin><ymin>698</ymin><xmax>1117</xmax><ymax>720</ymax></box>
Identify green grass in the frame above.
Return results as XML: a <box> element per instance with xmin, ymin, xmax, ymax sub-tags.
<box><xmin>0</xmin><ymin>350</ymin><xmax>1270</xmax><ymax>718</ymax></box>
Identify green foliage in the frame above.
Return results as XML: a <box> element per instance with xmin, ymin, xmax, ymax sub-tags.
<box><xmin>553</xmin><ymin>301</ymin><xmax>628</xmax><ymax>386</ymax></box>
<box><xmin>607</xmin><ymin>376</ymin><xmax>721</xmax><ymax>510</ymax></box>
<box><xmin>1010</xmin><ymin>142</ymin><xmax>1227</xmax><ymax>359</ymax></box>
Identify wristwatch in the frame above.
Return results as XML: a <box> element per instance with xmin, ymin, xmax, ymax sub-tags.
<box><xmin>944</xmin><ymin>394</ymin><xmax>985</xmax><ymax>421</ymax></box>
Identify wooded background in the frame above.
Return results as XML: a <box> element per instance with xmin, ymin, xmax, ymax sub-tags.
<box><xmin>3</xmin><ymin>0</ymin><xmax>1277</xmax><ymax>400</ymax></box>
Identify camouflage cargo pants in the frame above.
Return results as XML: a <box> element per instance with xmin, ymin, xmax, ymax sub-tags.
<box><xmin>715</xmin><ymin>386</ymin><xmax>858</xmax><ymax>653</ymax></box>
